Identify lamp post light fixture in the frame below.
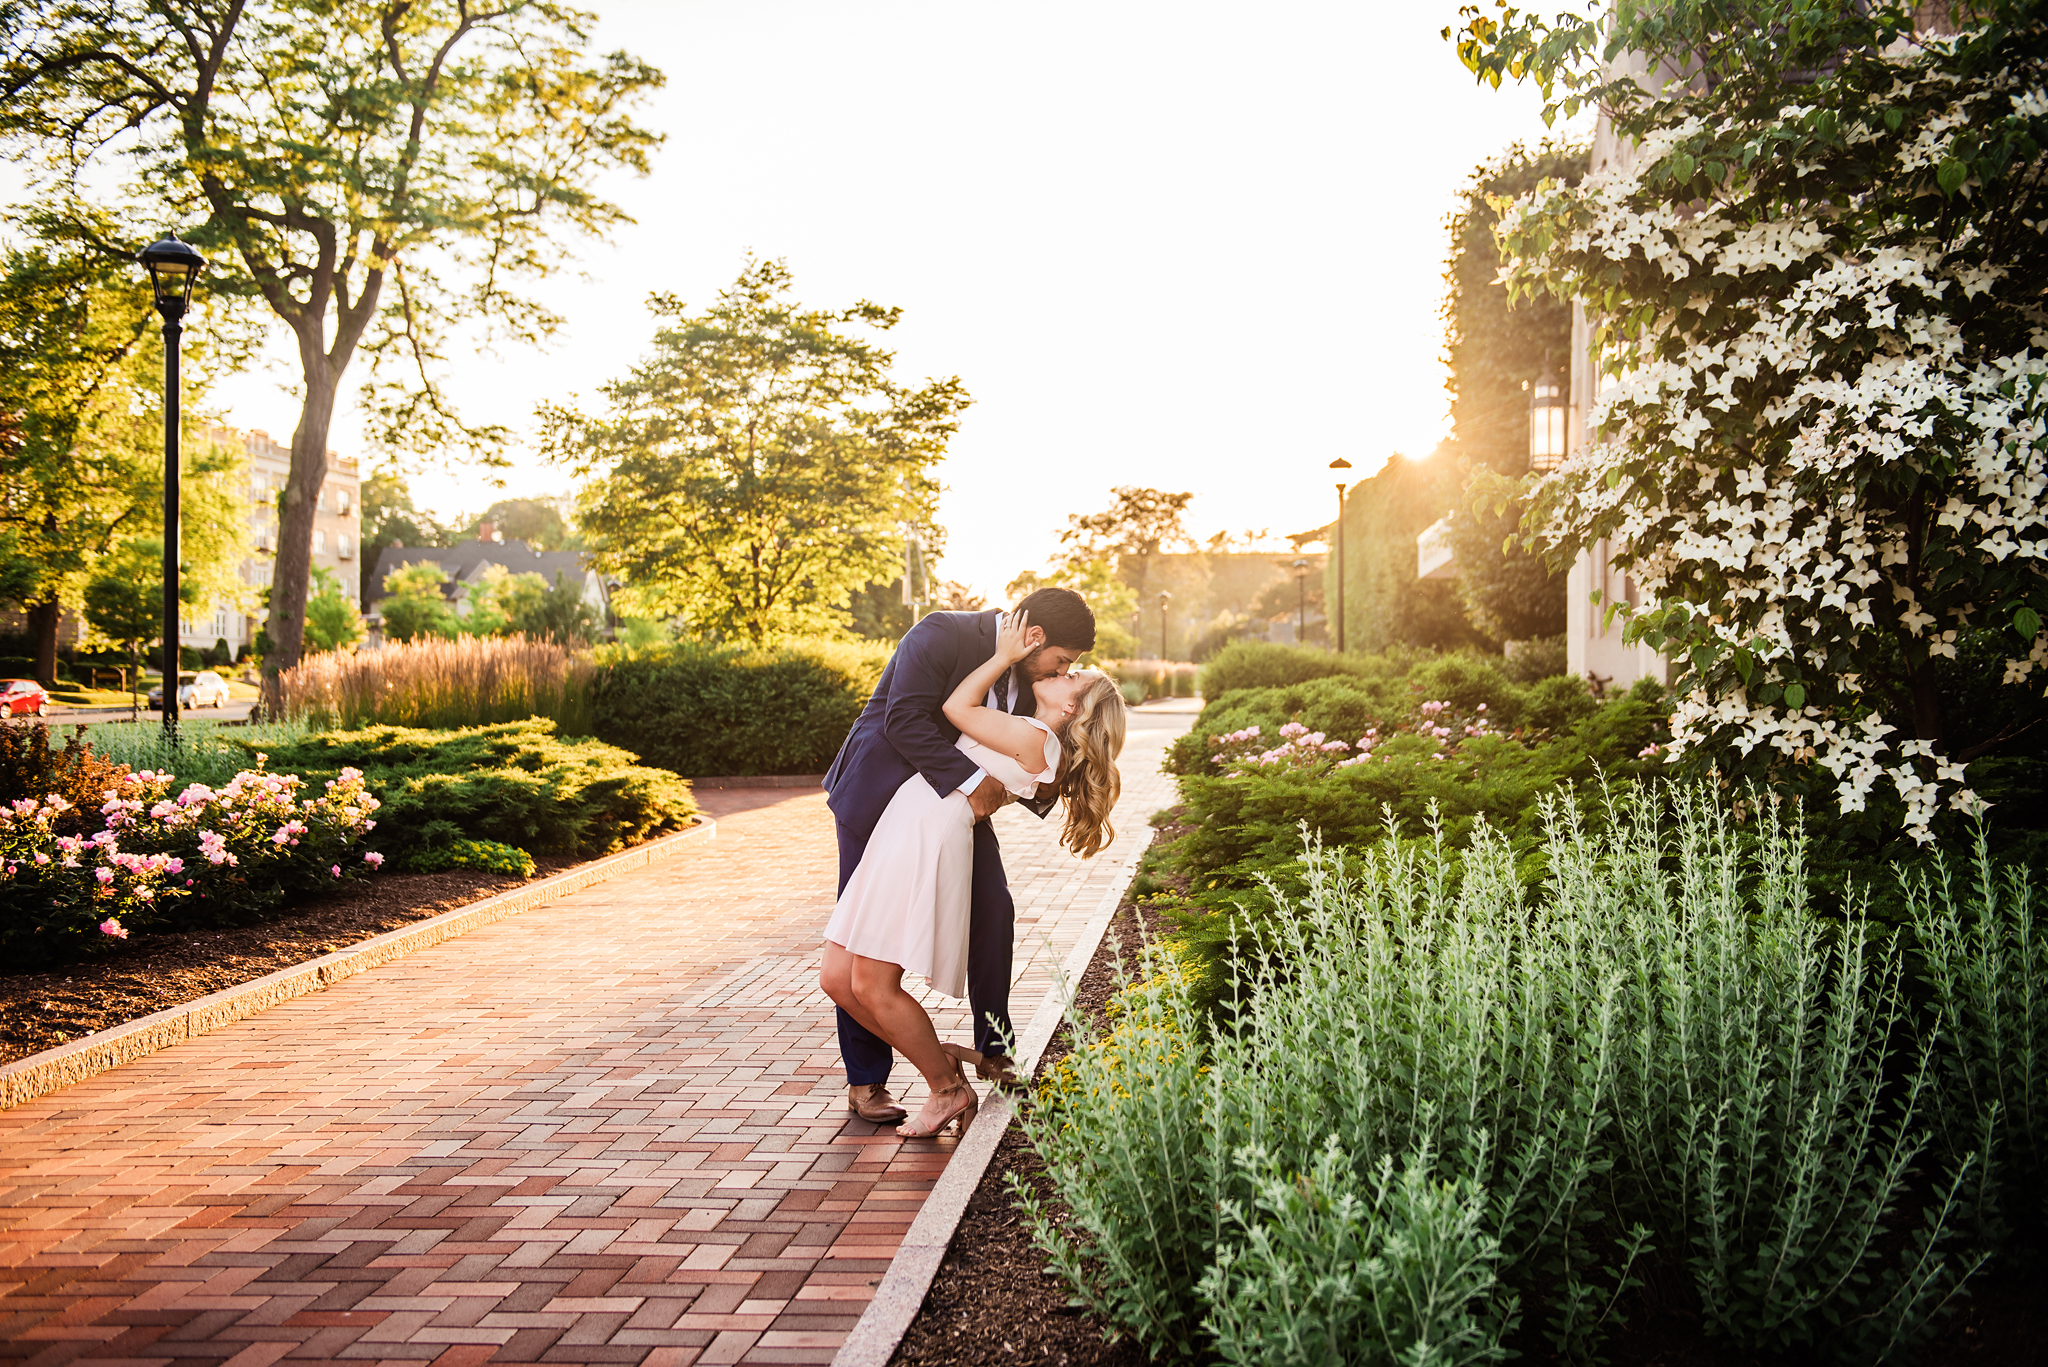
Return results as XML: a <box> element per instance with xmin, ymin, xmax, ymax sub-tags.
<box><xmin>1529</xmin><ymin>377</ymin><xmax>1571</xmax><ymax>473</ymax></box>
<box><xmin>1329</xmin><ymin>457</ymin><xmax>1353</xmax><ymax>653</ymax></box>
<box><xmin>138</xmin><ymin>234</ymin><xmax>207</xmax><ymax>749</ymax></box>
<box><xmin>1157</xmin><ymin>589</ymin><xmax>1172</xmax><ymax>661</ymax></box>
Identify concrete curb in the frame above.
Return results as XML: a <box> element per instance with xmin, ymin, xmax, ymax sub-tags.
<box><xmin>0</xmin><ymin>819</ymin><xmax>717</xmax><ymax>1112</ymax></box>
<box><xmin>831</xmin><ymin>825</ymin><xmax>1157</xmax><ymax>1367</ymax></box>
<box><xmin>686</xmin><ymin>774</ymin><xmax>825</xmax><ymax>789</ymax></box>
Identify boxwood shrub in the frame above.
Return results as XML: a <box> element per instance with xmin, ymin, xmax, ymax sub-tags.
<box><xmin>590</xmin><ymin>638</ymin><xmax>891</xmax><ymax>776</ymax></box>
<box><xmin>244</xmin><ymin>719</ymin><xmax>697</xmax><ymax>864</ymax></box>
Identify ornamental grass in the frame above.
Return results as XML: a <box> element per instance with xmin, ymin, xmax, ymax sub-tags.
<box><xmin>1019</xmin><ymin>784</ymin><xmax>2041</xmax><ymax>1364</ymax></box>
<box><xmin>275</xmin><ymin>635</ymin><xmax>595</xmax><ymax>733</ymax></box>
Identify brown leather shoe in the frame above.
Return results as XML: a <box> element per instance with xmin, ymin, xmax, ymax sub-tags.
<box><xmin>846</xmin><ymin>1083</ymin><xmax>908</xmax><ymax>1123</ymax></box>
<box><xmin>942</xmin><ymin>1042</ymin><xmax>1025</xmax><ymax>1091</ymax></box>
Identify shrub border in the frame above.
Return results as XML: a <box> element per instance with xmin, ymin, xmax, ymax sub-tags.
<box><xmin>0</xmin><ymin>819</ymin><xmax>716</xmax><ymax>1111</ymax></box>
<box><xmin>830</xmin><ymin>824</ymin><xmax>1158</xmax><ymax>1367</ymax></box>
<box><xmin>687</xmin><ymin>774</ymin><xmax>827</xmax><ymax>788</ymax></box>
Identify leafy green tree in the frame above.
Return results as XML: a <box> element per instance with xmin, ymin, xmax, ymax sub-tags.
<box><xmin>304</xmin><ymin>567</ymin><xmax>366</xmax><ymax>655</ymax></box>
<box><xmin>467</xmin><ymin>498</ymin><xmax>577</xmax><ymax>551</ymax></box>
<box><xmin>378</xmin><ymin>562</ymin><xmax>458</xmax><ymax>644</ymax></box>
<box><xmin>1250</xmin><ymin>563</ymin><xmax>1325</xmax><ymax>644</ymax></box>
<box><xmin>1463</xmin><ymin>0</ymin><xmax>2048</xmax><ymax>842</ymax></box>
<box><xmin>509</xmin><ymin>571</ymin><xmax>600</xmax><ymax>647</ymax></box>
<box><xmin>1442</xmin><ymin>141</ymin><xmax>1585</xmax><ymax>473</ymax></box>
<box><xmin>545</xmin><ymin>259</ymin><xmax>967</xmax><ymax>644</ymax></box>
<box><xmin>1057</xmin><ymin>487</ymin><xmax>1195</xmax><ymax>643</ymax></box>
<box><xmin>1447</xmin><ymin>468</ymin><xmax>1566</xmax><ymax>643</ymax></box>
<box><xmin>1008</xmin><ymin>558</ymin><xmax>1140</xmax><ymax>659</ymax></box>
<box><xmin>359</xmin><ymin>470</ymin><xmax>458</xmax><ymax>603</ymax></box>
<box><xmin>83</xmin><ymin>538</ymin><xmax>199</xmax><ymax>720</ymax></box>
<box><xmin>0</xmin><ymin>0</ymin><xmax>664</xmax><ymax>674</ymax></box>
<box><xmin>1440</xmin><ymin>142</ymin><xmax>1581</xmax><ymax>643</ymax></box>
<box><xmin>847</xmin><ymin>579</ymin><xmax>916</xmax><ymax>640</ymax></box>
<box><xmin>1333</xmin><ymin>454</ymin><xmax>1488</xmax><ymax>655</ymax></box>
<box><xmin>0</xmin><ymin>237</ymin><xmax>250</xmax><ymax>682</ymax></box>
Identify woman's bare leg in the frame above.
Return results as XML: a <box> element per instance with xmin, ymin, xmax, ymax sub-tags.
<box><xmin>820</xmin><ymin>942</ymin><xmax>888</xmax><ymax>1042</ymax></box>
<box><xmin>848</xmin><ymin>954</ymin><xmax>967</xmax><ymax>1126</ymax></box>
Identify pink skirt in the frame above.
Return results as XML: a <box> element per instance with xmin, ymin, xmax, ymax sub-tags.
<box><xmin>823</xmin><ymin>774</ymin><xmax>975</xmax><ymax>998</ymax></box>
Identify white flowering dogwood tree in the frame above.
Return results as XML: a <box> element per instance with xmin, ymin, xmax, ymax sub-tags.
<box><xmin>1454</xmin><ymin>0</ymin><xmax>2048</xmax><ymax>842</ymax></box>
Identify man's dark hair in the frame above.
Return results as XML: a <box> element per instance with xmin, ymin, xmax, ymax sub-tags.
<box><xmin>1015</xmin><ymin>586</ymin><xmax>1096</xmax><ymax>652</ymax></box>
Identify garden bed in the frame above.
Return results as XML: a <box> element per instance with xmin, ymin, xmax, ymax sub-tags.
<box><xmin>892</xmin><ymin>895</ymin><xmax>1170</xmax><ymax>1367</ymax></box>
<box><xmin>891</xmin><ymin>871</ymin><xmax>2047</xmax><ymax>1367</ymax></box>
<box><xmin>0</xmin><ymin>856</ymin><xmax>579</xmax><ymax>1065</ymax></box>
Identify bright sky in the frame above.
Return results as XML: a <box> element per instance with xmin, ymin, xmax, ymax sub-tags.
<box><xmin>193</xmin><ymin>0</ymin><xmax>1576</xmax><ymax>604</ymax></box>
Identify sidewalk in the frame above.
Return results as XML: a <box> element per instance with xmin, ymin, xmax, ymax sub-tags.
<box><xmin>0</xmin><ymin>723</ymin><xmax>1186</xmax><ymax>1367</ymax></box>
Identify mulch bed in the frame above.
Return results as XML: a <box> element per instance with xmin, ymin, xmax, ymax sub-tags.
<box><xmin>892</xmin><ymin>894</ymin><xmax>1168</xmax><ymax>1367</ymax></box>
<box><xmin>0</xmin><ymin>856</ymin><xmax>579</xmax><ymax>1066</ymax></box>
<box><xmin>890</xmin><ymin>872</ymin><xmax>2046</xmax><ymax>1367</ymax></box>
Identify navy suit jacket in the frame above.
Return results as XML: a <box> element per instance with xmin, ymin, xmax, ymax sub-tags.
<box><xmin>823</xmin><ymin>610</ymin><xmax>1051</xmax><ymax>843</ymax></box>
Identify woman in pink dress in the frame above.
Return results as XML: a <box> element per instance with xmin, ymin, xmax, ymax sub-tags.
<box><xmin>819</xmin><ymin>610</ymin><xmax>1127</xmax><ymax>1138</ymax></box>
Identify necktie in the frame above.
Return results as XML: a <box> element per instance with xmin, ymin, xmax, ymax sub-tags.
<box><xmin>994</xmin><ymin>668</ymin><xmax>1011</xmax><ymax>713</ymax></box>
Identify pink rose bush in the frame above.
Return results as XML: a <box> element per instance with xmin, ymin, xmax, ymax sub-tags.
<box><xmin>1205</xmin><ymin>701</ymin><xmax>1503</xmax><ymax>778</ymax></box>
<box><xmin>0</xmin><ymin>763</ymin><xmax>384</xmax><ymax>966</ymax></box>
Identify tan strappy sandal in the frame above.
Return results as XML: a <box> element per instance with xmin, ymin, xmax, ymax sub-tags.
<box><xmin>896</xmin><ymin>1066</ymin><xmax>978</xmax><ymax>1139</ymax></box>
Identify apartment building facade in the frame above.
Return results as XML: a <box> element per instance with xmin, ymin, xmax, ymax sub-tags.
<box><xmin>193</xmin><ymin>425</ymin><xmax>362</xmax><ymax>654</ymax></box>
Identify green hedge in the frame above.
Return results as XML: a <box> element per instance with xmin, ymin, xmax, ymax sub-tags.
<box><xmin>590</xmin><ymin>638</ymin><xmax>892</xmax><ymax>776</ymax></box>
<box><xmin>244</xmin><ymin>719</ymin><xmax>697</xmax><ymax>864</ymax></box>
<box><xmin>1154</xmin><ymin>660</ymin><xmax>1670</xmax><ymax>1022</ymax></box>
<box><xmin>1197</xmin><ymin>641</ymin><xmax>1385</xmax><ymax>697</ymax></box>
<box><xmin>1171</xmin><ymin>654</ymin><xmax>1602</xmax><ymax>776</ymax></box>
<box><xmin>1166</xmin><ymin>678</ymin><xmax>1668</xmax><ymax>895</ymax></box>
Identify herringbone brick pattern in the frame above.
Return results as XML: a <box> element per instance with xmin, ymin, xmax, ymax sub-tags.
<box><xmin>1</xmin><ymin>724</ymin><xmax>1184</xmax><ymax>1367</ymax></box>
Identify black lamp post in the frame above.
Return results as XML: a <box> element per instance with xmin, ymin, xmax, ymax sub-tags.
<box><xmin>1157</xmin><ymin>589</ymin><xmax>1171</xmax><ymax>661</ymax></box>
<box><xmin>1328</xmin><ymin>457</ymin><xmax>1353</xmax><ymax>653</ymax></box>
<box><xmin>1291</xmin><ymin>558</ymin><xmax>1308</xmax><ymax>642</ymax></box>
<box><xmin>138</xmin><ymin>234</ymin><xmax>206</xmax><ymax>749</ymax></box>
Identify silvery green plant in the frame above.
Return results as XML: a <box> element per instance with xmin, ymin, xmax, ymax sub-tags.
<box><xmin>1009</xmin><ymin>946</ymin><xmax>1220</xmax><ymax>1359</ymax></box>
<box><xmin>1906</xmin><ymin>826</ymin><xmax>2046</xmax><ymax>1235</ymax></box>
<box><xmin>1019</xmin><ymin>784</ymin><xmax>1999</xmax><ymax>1364</ymax></box>
<box><xmin>1200</xmin><ymin>1135</ymin><xmax>1509</xmax><ymax>1367</ymax></box>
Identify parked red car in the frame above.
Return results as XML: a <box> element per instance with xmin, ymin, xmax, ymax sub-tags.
<box><xmin>0</xmin><ymin>679</ymin><xmax>48</xmax><ymax>717</ymax></box>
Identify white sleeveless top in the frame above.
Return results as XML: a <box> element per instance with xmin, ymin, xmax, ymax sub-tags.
<box><xmin>958</xmin><ymin>717</ymin><xmax>1061</xmax><ymax>797</ymax></box>
<box><xmin>824</xmin><ymin>716</ymin><xmax>1063</xmax><ymax>1000</ymax></box>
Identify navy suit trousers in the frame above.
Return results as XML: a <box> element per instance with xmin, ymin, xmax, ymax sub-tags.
<box><xmin>833</xmin><ymin>815</ymin><xmax>1016</xmax><ymax>1087</ymax></box>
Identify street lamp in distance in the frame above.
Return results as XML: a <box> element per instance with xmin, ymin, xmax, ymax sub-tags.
<box><xmin>1157</xmin><ymin>589</ymin><xmax>1172</xmax><ymax>662</ymax></box>
<box><xmin>138</xmin><ymin>234</ymin><xmax>207</xmax><ymax>749</ymax></box>
<box><xmin>1291</xmin><ymin>558</ymin><xmax>1309</xmax><ymax>643</ymax></box>
<box><xmin>1329</xmin><ymin>457</ymin><xmax>1353</xmax><ymax>653</ymax></box>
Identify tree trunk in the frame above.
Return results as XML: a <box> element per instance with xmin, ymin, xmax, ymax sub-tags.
<box><xmin>1909</xmin><ymin>656</ymin><xmax>1944</xmax><ymax>749</ymax></box>
<box><xmin>26</xmin><ymin>596</ymin><xmax>59</xmax><ymax>689</ymax></box>
<box><xmin>263</xmin><ymin>354</ymin><xmax>339</xmax><ymax>686</ymax></box>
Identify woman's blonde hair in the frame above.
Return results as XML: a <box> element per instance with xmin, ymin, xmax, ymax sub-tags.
<box><xmin>1057</xmin><ymin>673</ymin><xmax>1127</xmax><ymax>858</ymax></box>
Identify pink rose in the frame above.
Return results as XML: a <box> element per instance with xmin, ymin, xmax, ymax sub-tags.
<box><xmin>99</xmin><ymin>918</ymin><xmax>127</xmax><ymax>939</ymax></box>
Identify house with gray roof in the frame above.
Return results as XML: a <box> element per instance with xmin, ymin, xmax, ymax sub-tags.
<box><xmin>363</xmin><ymin>537</ymin><xmax>612</xmax><ymax>642</ymax></box>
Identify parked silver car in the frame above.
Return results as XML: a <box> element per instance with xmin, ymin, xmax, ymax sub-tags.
<box><xmin>147</xmin><ymin>670</ymin><xmax>232</xmax><ymax>710</ymax></box>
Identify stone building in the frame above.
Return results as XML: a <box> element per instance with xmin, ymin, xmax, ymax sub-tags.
<box><xmin>194</xmin><ymin>425</ymin><xmax>362</xmax><ymax>655</ymax></box>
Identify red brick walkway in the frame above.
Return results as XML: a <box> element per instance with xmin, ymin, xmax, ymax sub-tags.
<box><xmin>1</xmin><ymin>723</ymin><xmax>1183</xmax><ymax>1367</ymax></box>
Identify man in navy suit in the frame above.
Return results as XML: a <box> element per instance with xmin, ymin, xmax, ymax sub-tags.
<box><xmin>823</xmin><ymin>586</ymin><xmax>1097</xmax><ymax>1122</ymax></box>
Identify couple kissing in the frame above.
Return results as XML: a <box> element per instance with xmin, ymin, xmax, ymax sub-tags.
<box><xmin>818</xmin><ymin>587</ymin><xmax>1128</xmax><ymax>1138</ymax></box>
